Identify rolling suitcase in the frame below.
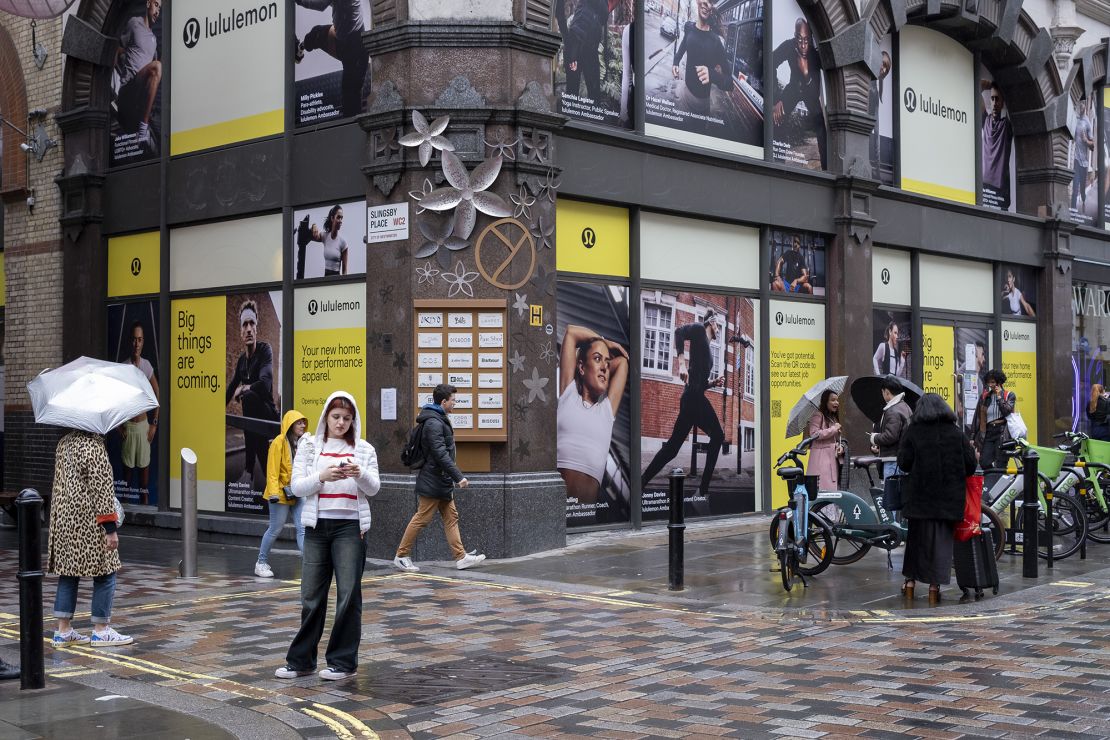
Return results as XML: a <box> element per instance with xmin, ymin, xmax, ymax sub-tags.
<box><xmin>953</xmin><ymin>527</ymin><xmax>999</xmax><ymax>601</ymax></box>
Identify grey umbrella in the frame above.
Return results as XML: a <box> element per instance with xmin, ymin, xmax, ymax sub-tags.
<box><xmin>785</xmin><ymin>376</ymin><xmax>849</xmax><ymax>438</ymax></box>
<box><xmin>28</xmin><ymin>356</ymin><xmax>159</xmax><ymax>435</ymax></box>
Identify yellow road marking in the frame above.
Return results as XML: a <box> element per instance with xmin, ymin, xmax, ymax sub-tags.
<box><xmin>1053</xmin><ymin>581</ymin><xmax>1093</xmax><ymax>587</ymax></box>
<box><xmin>302</xmin><ymin>708</ymin><xmax>355</xmax><ymax>739</ymax></box>
<box><xmin>50</xmin><ymin>668</ymin><xmax>101</xmax><ymax>678</ymax></box>
<box><xmin>313</xmin><ymin>703</ymin><xmax>380</xmax><ymax>739</ymax></box>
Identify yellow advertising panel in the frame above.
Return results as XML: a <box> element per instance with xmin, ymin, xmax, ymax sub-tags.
<box><xmin>170</xmin><ymin>296</ymin><xmax>226</xmax><ymax>511</ymax></box>
<box><xmin>769</xmin><ymin>300</ymin><xmax>826</xmax><ymax>508</ymax></box>
<box><xmin>1001</xmin><ymin>322</ymin><xmax>1037</xmax><ymax>445</ymax></box>
<box><xmin>555</xmin><ymin>199</ymin><xmax>629</xmax><ymax>278</ymax></box>
<box><xmin>293</xmin><ymin>283</ymin><xmax>366</xmax><ymax>435</ymax></box>
<box><xmin>921</xmin><ymin>323</ymin><xmax>955</xmax><ymax>407</ymax></box>
<box><xmin>108</xmin><ymin>232</ymin><xmax>160</xmax><ymax>297</ymax></box>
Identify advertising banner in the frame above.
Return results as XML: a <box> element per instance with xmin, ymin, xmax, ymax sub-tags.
<box><xmin>555</xmin><ymin>199</ymin><xmax>629</xmax><ymax>277</ymax></box>
<box><xmin>556</xmin><ymin>0</ymin><xmax>634</xmax><ymax>128</ymax></box>
<box><xmin>872</xmin><ymin>308</ymin><xmax>911</xmax><ymax>379</ymax></box>
<box><xmin>557</xmin><ymin>280</ymin><xmax>632</xmax><ymax>526</ymax></box>
<box><xmin>640</xmin><ymin>211</ymin><xmax>760</xmax><ymax>290</ymax></box>
<box><xmin>979</xmin><ymin>67</ymin><xmax>1015</xmax><ymax>212</ymax></box>
<box><xmin>293</xmin><ymin>282</ymin><xmax>366</xmax><ymax>434</ymax></box>
<box><xmin>642</xmin><ymin>0</ymin><xmax>764</xmax><ymax>157</ymax></box>
<box><xmin>225</xmin><ymin>291</ymin><xmax>283</xmax><ymax>514</ymax></box>
<box><xmin>920</xmin><ymin>323</ymin><xmax>954</xmax><ymax>408</ymax></box>
<box><xmin>1069</xmin><ymin>95</ymin><xmax>1098</xmax><ymax>226</ymax></box>
<box><xmin>292</xmin><ymin>200</ymin><xmax>368</xmax><ymax>280</ymax></box>
<box><xmin>170</xmin><ymin>296</ymin><xmax>226</xmax><ymax>512</ymax></box>
<box><xmin>1001</xmin><ymin>264</ymin><xmax>1037</xmax><ymax>317</ymax></box>
<box><xmin>170</xmin><ymin>0</ymin><xmax>285</xmax><ymax>155</ymax></box>
<box><xmin>106</xmin><ymin>300</ymin><xmax>161</xmax><ymax>506</ymax></box>
<box><xmin>294</xmin><ymin>0</ymin><xmax>371</xmax><ymax>126</ymax></box>
<box><xmin>771</xmin><ymin>2</ymin><xmax>825</xmax><ymax>170</ymax></box>
<box><xmin>769</xmin><ymin>229</ymin><xmax>826</xmax><ymax>297</ymax></box>
<box><xmin>1001</xmin><ymin>322</ymin><xmax>1037</xmax><ymax>445</ymax></box>
<box><xmin>1104</xmin><ymin>89</ymin><xmax>1110</xmax><ymax>230</ymax></box>
<box><xmin>768</xmin><ymin>299</ymin><xmax>824</xmax><ymax>508</ymax></box>
<box><xmin>869</xmin><ymin>34</ymin><xmax>894</xmax><ymax>184</ymax></box>
<box><xmin>109</xmin><ymin>0</ymin><xmax>162</xmax><ymax>166</ymax></box>
<box><xmin>898</xmin><ymin>26</ymin><xmax>975</xmax><ymax>204</ymax></box>
<box><xmin>107</xmin><ymin>231</ymin><xmax>160</xmax><ymax>298</ymax></box>
<box><xmin>871</xmin><ymin>247</ymin><xmax>910</xmax><ymax>306</ymax></box>
<box><xmin>641</xmin><ymin>290</ymin><xmax>759</xmax><ymax>517</ymax></box>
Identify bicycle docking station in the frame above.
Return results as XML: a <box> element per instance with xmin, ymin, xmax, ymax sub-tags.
<box><xmin>668</xmin><ymin>468</ymin><xmax>685</xmax><ymax>591</ymax></box>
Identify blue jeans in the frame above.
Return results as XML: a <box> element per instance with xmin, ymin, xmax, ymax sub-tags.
<box><xmin>284</xmin><ymin>519</ymin><xmax>365</xmax><ymax>673</ymax></box>
<box><xmin>53</xmin><ymin>572</ymin><xmax>117</xmax><ymax>626</ymax></box>
<box><xmin>258</xmin><ymin>497</ymin><xmax>305</xmax><ymax>563</ymax></box>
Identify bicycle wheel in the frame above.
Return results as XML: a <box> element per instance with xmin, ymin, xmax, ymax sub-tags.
<box><xmin>811</xmin><ymin>500</ymin><xmax>872</xmax><ymax>565</ymax></box>
<box><xmin>1015</xmin><ymin>494</ymin><xmax>1088</xmax><ymax>560</ymax></box>
<box><xmin>1078</xmin><ymin>480</ymin><xmax>1110</xmax><ymax>543</ymax></box>
<box><xmin>979</xmin><ymin>506</ymin><xmax>1006</xmax><ymax>561</ymax></box>
<box><xmin>779</xmin><ymin>549</ymin><xmax>794</xmax><ymax>592</ymax></box>
<box><xmin>769</xmin><ymin>512</ymin><xmax>836</xmax><ymax>576</ymax></box>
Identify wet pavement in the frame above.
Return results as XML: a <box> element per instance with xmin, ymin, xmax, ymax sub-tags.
<box><xmin>1</xmin><ymin>517</ymin><xmax>1109</xmax><ymax>738</ymax></box>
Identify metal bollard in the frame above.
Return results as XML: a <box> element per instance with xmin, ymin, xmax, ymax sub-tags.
<box><xmin>1044</xmin><ymin>489</ymin><xmax>1053</xmax><ymax>569</ymax></box>
<box><xmin>1021</xmin><ymin>450</ymin><xmax>1038</xmax><ymax>579</ymax></box>
<box><xmin>16</xmin><ymin>490</ymin><xmax>45</xmax><ymax>690</ymax></box>
<box><xmin>668</xmin><ymin>468</ymin><xmax>685</xmax><ymax>591</ymax></box>
<box><xmin>1008</xmin><ymin>500</ymin><xmax>1017</xmax><ymax>555</ymax></box>
<box><xmin>180</xmin><ymin>448</ymin><xmax>198</xmax><ymax>578</ymax></box>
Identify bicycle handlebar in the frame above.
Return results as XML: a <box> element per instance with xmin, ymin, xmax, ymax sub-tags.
<box><xmin>774</xmin><ymin>436</ymin><xmax>815</xmax><ymax>467</ymax></box>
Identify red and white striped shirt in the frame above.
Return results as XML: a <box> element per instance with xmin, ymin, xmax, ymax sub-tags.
<box><xmin>316</xmin><ymin>439</ymin><xmax>359</xmax><ymax>520</ymax></box>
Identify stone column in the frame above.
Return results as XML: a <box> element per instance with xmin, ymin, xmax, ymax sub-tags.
<box><xmin>1040</xmin><ymin>219</ymin><xmax>1075</xmax><ymax>438</ymax></box>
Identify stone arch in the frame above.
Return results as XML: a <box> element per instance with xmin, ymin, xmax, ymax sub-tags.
<box><xmin>0</xmin><ymin>22</ymin><xmax>28</xmax><ymax>196</ymax></box>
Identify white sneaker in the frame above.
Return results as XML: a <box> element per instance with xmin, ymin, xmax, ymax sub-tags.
<box><xmin>52</xmin><ymin>629</ymin><xmax>90</xmax><ymax>646</ymax></box>
<box><xmin>319</xmin><ymin>667</ymin><xmax>355</xmax><ymax>680</ymax></box>
<box><xmin>275</xmin><ymin>665</ymin><xmax>315</xmax><ymax>679</ymax></box>
<box><xmin>254</xmin><ymin>562</ymin><xmax>274</xmax><ymax>578</ymax></box>
<box><xmin>91</xmin><ymin>627</ymin><xmax>133</xmax><ymax>647</ymax></box>
<box><xmin>456</xmin><ymin>552</ymin><xmax>486</xmax><ymax>570</ymax></box>
<box><xmin>393</xmin><ymin>556</ymin><xmax>420</xmax><ymax>573</ymax></box>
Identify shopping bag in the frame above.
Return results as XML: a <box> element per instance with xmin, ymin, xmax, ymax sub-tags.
<box><xmin>1006</xmin><ymin>410</ymin><xmax>1028</xmax><ymax>440</ymax></box>
<box><xmin>883</xmin><ymin>475</ymin><xmax>904</xmax><ymax>511</ymax></box>
<box><xmin>955</xmin><ymin>474</ymin><xmax>984</xmax><ymax>542</ymax></box>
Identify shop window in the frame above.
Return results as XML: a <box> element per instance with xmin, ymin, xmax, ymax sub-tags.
<box><xmin>743</xmin><ymin>426</ymin><xmax>755</xmax><ymax>452</ymax></box>
<box><xmin>696</xmin><ymin>308</ymin><xmax>725</xmax><ymax>385</ymax></box>
<box><xmin>744</xmin><ymin>346</ymin><xmax>755</xmax><ymax>398</ymax></box>
<box><xmin>642</xmin><ymin>301</ymin><xmax>673</xmax><ymax>374</ymax></box>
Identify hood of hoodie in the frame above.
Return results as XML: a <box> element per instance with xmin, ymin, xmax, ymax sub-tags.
<box><xmin>313</xmin><ymin>390</ymin><xmax>363</xmax><ymax>443</ymax></box>
<box><xmin>280</xmin><ymin>409</ymin><xmax>308</xmax><ymax>438</ymax></box>
<box><xmin>416</xmin><ymin>405</ymin><xmax>447</xmax><ymax>424</ymax></box>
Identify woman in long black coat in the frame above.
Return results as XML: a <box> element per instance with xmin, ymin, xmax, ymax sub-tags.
<box><xmin>896</xmin><ymin>393</ymin><xmax>978</xmax><ymax>603</ymax></box>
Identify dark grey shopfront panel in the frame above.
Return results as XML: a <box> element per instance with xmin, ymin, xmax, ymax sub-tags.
<box><xmin>166</xmin><ymin>138</ymin><xmax>285</xmax><ymax>225</ymax></box>
<box><xmin>103</xmin><ymin>164</ymin><xmax>160</xmax><ymax>235</ymax></box>
<box><xmin>291</xmin><ymin>124</ymin><xmax>368</xmax><ymax>205</ymax></box>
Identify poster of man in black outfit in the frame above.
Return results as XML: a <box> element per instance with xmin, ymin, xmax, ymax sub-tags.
<box><xmin>555</xmin><ymin>0</ymin><xmax>633</xmax><ymax>127</ymax></box>
<box><xmin>771</xmin><ymin>9</ymin><xmax>827</xmax><ymax>170</ymax></box>
<box><xmin>294</xmin><ymin>0</ymin><xmax>371</xmax><ymax>126</ymax></box>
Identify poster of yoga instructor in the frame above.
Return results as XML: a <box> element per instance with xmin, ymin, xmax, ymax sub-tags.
<box><xmin>292</xmin><ymin>200</ymin><xmax>368</xmax><ymax>280</ymax></box>
<box><xmin>556</xmin><ymin>280</ymin><xmax>633</xmax><ymax>527</ymax></box>
<box><xmin>294</xmin><ymin>0</ymin><xmax>372</xmax><ymax>126</ymax></box>
<box><xmin>642</xmin><ymin>0</ymin><xmax>764</xmax><ymax>157</ymax></box>
<box><xmin>225</xmin><ymin>291</ymin><xmax>283</xmax><ymax>514</ymax></box>
<box><xmin>555</xmin><ymin>0</ymin><xmax>634</xmax><ymax>128</ymax></box>
<box><xmin>110</xmin><ymin>0</ymin><xmax>163</xmax><ymax>166</ymax></box>
<box><xmin>106</xmin><ymin>301</ymin><xmax>161</xmax><ymax>506</ymax></box>
<box><xmin>771</xmin><ymin>2</ymin><xmax>826</xmax><ymax>170</ymax></box>
<box><xmin>640</xmin><ymin>290</ymin><xmax>758</xmax><ymax>519</ymax></box>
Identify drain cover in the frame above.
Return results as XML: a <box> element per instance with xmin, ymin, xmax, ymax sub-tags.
<box><xmin>356</xmin><ymin>655</ymin><xmax>566</xmax><ymax>705</ymax></box>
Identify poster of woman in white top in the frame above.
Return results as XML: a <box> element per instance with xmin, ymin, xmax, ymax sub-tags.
<box><xmin>292</xmin><ymin>200</ymin><xmax>368</xmax><ymax>280</ymax></box>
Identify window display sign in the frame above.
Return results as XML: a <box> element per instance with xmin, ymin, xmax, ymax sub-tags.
<box><xmin>869</xmin><ymin>34</ymin><xmax>894</xmax><ymax>185</ymax></box>
<box><xmin>768</xmin><ymin>299</ymin><xmax>823</xmax><ymax>508</ymax></box>
<box><xmin>898</xmin><ymin>26</ymin><xmax>975</xmax><ymax>204</ymax></box>
<box><xmin>108</xmin><ymin>231</ymin><xmax>160</xmax><ymax>297</ymax></box>
<box><xmin>1069</xmin><ymin>95</ymin><xmax>1098</xmax><ymax>225</ymax></box>
<box><xmin>640</xmin><ymin>211</ymin><xmax>759</xmax><ymax>290</ymax></box>
<box><xmin>555</xmin><ymin>199</ymin><xmax>629</xmax><ymax>277</ymax></box>
<box><xmin>642</xmin><ymin>0</ymin><xmax>764</xmax><ymax>157</ymax></box>
<box><xmin>979</xmin><ymin>67</ymin><xmax>1015</xmax><ymax>212</ymax></box>
<box><xmin>170</xmin><ymin>0</ymin><xmax>285</xmax><ymax>155</ymax></box>
<box><xmin>1104</xmin><ymin>89</ymin><xmax>1110</xmax><ymax>230</ymax></box>
<box><xmin>872</xmin><ymin>247</ymin><xmax>910</xmax><ymax>306</ymax></box>
<box><xmin>557</xmin><ymin>280</ymin><xmax>632</xmax><ymax>527</ymax></box>
<box><xmin>292</xmin><ymin>200</ymin><xmax>368</xmax><ymax>280</ymax></box>
<box><xmin>919</xmin><ymin>255</ymin><xmax>992</xmax><ymax>314</ymax></box>
<box><xmin>294</xmin><ymin>0</ymin><xmax>371</xmax><ymax>126</ymax></box>
<box><xmin>556</xmin><ymin>0</ymin><xmax>634</xmax><ymax>128</ymax></box>
<box><xmin>110</xmin><ymin>0</ymin><xmax>163</xmax><ymax>166</ymax></box>
<box><xmin>641</xmin><ymin>290</ymin><xmax>759</xmax><ymax>517</ymax></box>
<box><xmin>1001</xmin><ymin>322</ymin><xmax>1037</xmax><ymax>444</ymax></box>
<box><xmin>1001</xmin><ymin>264</ymin><xmax>1036</xmax><ymax>317</ymax></box>
<box><xmin>920</xmin><ymin>323</ymin><xmax>954</xmax><ymax>408</ymax></box>
<box><xmin>872</xmin><ymin>309</ymin><xmax>911</xmax><ymax>379</ymax></box>
<box><xmin>294</xmin><ymin>282</ymin><xmax>366</xmax><ymax>436</ymax></box>
<box><xmin>769</xmin><ymin>229</ymin><xmax>826</xmax><ymax>297</ymax></box>
<box><xmin>106</xmin><ymin>300</ymin><xmax>161</xmax><ymax>506</ymax></box>
<box><xmin>771</xmin><ymin>2</ymin><xmax>825</xmax><ymax>170</ymax></box>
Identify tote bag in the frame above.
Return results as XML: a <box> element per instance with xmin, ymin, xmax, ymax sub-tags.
<box><xmin>1006</xmin><ymin>410</ymin><xmax>1028</xmax><ymax>441</ymax></box>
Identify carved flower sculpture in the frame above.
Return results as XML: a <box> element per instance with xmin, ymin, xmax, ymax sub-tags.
<box><xmin>511</xmin><ymin>186</ymin><xmax>536</xmax><ymax>221</ymax></box>
<box><xmin>415</xmin><ymin>212</ymin><xmax>468</xmax><ymax>265</ymax></box>
<box><xmin>441</xmin><ymin>260</ymin><xmax>479</xmax><ymax>298</ymax></box>
<box><xmin>399</xmin><ymin>111</ymin><xmax>454</xmax><ymax>167</ymax></box>
<box><xmin>422</xmin><ymin>151</ymin><xmax>511</xmax><ymax>239</ymax></box>
<box><xmin>408</xmin><ymin>177</ymin><xmax>434</xmax><ymax>214</ymax></box>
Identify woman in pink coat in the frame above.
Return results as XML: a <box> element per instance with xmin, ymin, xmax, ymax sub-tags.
<box><xmin>807</xmin><ymin>390</ymin><xmax>843</xmax><ymax>491</ymax></box>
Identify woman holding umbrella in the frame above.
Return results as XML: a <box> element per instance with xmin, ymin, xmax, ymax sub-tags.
<box><xmin>806</xmin><ymin>390</ymin><xmax>843</xmax><ymax>491</ymax></box>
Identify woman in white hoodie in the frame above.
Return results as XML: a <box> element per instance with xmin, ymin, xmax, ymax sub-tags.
<box><xmin>275</xmin><ymin>391</ymin><xmax>379</xmax><ymax>681</ymax></box>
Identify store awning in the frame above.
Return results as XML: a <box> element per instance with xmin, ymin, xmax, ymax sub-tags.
<box><xmin>0</xmin><ymin>0</ymin><xmax>78</xmax><ymax>19</ymax></box>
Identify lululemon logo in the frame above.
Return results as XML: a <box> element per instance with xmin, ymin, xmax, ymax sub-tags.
<box><xmin>880</xmin><ymin>268</ymin><xmax>890</xmax><ymax>285</ymax></box>
<box><xmin>308</xmin><ymin>299</ymin><xmax>318</xmax><ymax>316</ymax></box>
<box><xmin>775</xmin><ymin>311</ymin><xmax>784</xmax><ymax>326</ymax></box>
<box><xmin>183</xmin><ymin>18</ymin><xmax>201</xmax><ymax>48</ymax></box>
<box><xmin>581</xmin><ymin>227</ymin><xmax>596</xmax><ymax>249</ymax></box>
<box><xmin>130</xmin><ymin>258</ymin><xmax>142</xmax><ymax>276</ymax></box>
<box><xmin>1004</xmin><ymin>330</ymin><xmax>1010</xmax><ymax>341</ymax></box>
<box><xmin>903</xmin><ymin>87</ymin><xmax>917</xmax><ymax>113</ymax></box>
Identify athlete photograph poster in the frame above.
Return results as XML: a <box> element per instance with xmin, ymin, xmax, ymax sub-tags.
<box><xmin>106</xmin><ymin>300</ymin><xmax>161</xmax><ymax>506</ymax></box>
<box><xmin>225</xmin><ymin>291</ymin><xmax>283</xmax><ymax>514</ymax></box>
<box><xmin>555</xmin><ymin>0</ymin><xmax>634</xmax><ymax>128</ymax></box>
<box><xmin>294</xmin><ymin>0</ymin><xmax>372</xmax><ymax>126</ymax></box>
<box><xmin>979</xmin><ymin>67</ymin><xmax>1016</xmax><ymax>212</ymax></box>
<box><xmin>642</xmin><ymin>0</ymin><xmax>764</xmax><ymax>157</ymax></box>
<box><xmin>1001</xmin><ymin>264</ymin><xmax>1037</xmax><ymax>317</ymax></box>
<box><xmin>870</xmin><ymin>34</ymin><xmax>894</xmax><ymax>185</ymax></box>
<box><xmin>292</xmin><ymin>200</ymin><xmax>368</xmax><ymax>280</ymax></box>
<box><xmin>556</xmin><ymin>280</ymin><xmax>633</xmax><ymax>527</ymax></box>
<box><xmin>110</xmin><ymin>0</ymin><xmax>163</xmax><ymax>166</ymax></box>
<box><xmin>768</xmin><ymin>229</ymin><xmax>826</xmax><ymax>297</ymax></box>
<box><xmin>1069</xmin><ymin>94</ymin><xmax>1098</xmax><ymax>225</ymax></box>
<box><xmin>640</xmin><ymin>290</ymin><xmax>758</xmax><ymax>519</ymax></box>
<box><xmin>1103</xmin><ymin>88</ymin><xmax>1110</xmax><ymax>229</ymax></box>
<box><xmin>771</xmin><ymin>1</ymin><xmax>826</xmax><ymax>170</ymax></box>
<box><xmin>872</xmin><ymin>309</ymin><xmax>911</xmax><ymax>379</ymax></box>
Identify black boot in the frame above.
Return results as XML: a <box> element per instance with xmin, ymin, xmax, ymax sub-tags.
<box><xmin>0</xmin><ymin>658</ymin><xmax>19</xmax><ymax>680</ymax></box>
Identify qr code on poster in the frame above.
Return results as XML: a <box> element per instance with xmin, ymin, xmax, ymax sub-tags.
<box><xmin>771</xmin><ymin>400</ymin><xmax>781</xmax><ymax>418</ymax></box>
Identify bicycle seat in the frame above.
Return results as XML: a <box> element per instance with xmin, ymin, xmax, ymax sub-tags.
<box><xmin>776</xmin><ymin>466</ymin><xmax>803</xmax><ymax>479</ymax></box>
<box><xmin>853</xmin><ymin>456</ymin><xmax>882</xmax><ymax>468</ymax></box>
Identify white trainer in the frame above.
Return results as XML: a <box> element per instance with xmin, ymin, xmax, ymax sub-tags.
<box><xmin>456</xmin><ymin>553</ymin><xmax>486</xmax><ymax>570</ymax></box>
<box><xmin>90</xmin><ymin>627</ymin><xmax>133</xmax><ymax>647</ymax></box>
<box><xmin>254</xmin><ymin>562</ymin><xmax>274</xmax><ymax>578</ymax></box>
<box><xmin>319</xmin><ymin>667</ymin><xmax>355</xmax><ymax>680</ymax></box>
<box><xmin>393</xmin><ymin>556</ymin><xmax>420</xmax><ymax>573</ymax></box>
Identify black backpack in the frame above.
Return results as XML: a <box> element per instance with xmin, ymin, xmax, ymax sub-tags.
<box><xmin>400</xmin><ymin>419</ymin><xmax>428</xmax><ymax>469</ymax></box>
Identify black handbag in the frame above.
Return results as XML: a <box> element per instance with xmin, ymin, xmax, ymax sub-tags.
<box><xmin>883</xmin><ymin>474</ymin><xmax>905</xmax><ymax>511</ymax></box>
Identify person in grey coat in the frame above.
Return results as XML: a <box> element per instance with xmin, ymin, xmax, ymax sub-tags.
<box><xmin>869</xmin><ymin>374</ymin><xmax>912</xmax><ymax>479</ymax></box>
<box><xmin>393</xmin><ymin>384</ymin><xmax>486</xmax><ymax>573</ymax></box>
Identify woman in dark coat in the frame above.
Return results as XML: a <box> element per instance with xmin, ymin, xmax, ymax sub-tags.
<box><xmin>897</xmin><ymin>393</ymin><xmax>978</xmax><ymax>603</ymax></box>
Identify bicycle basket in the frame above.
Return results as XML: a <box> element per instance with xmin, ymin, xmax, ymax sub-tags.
<box><xmin>1026</xmin><ymin>445</ymin><xmax>1067</xmax><ymax>479</ymax></box>
<box><xmin>1082</xmin><ymin>438</ymin><xmax>1110</xmax><ymax>466</ymax></box>
<box><xmin>803</xmin><ymin>475</ymin><xmax>821</xmax><ymax>501</ymax></box>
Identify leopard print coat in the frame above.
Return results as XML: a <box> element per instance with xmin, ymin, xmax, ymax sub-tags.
<box><xmin>47</xmin><ymin>431</ymin><xmax>122</xmax><ymax>577</ymax></box>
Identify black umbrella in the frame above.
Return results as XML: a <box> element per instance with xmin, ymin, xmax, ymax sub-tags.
<box><xmin>849</xmin><ymin>375</ymin><xmax>924</xmax><ymax>424</ymax></box>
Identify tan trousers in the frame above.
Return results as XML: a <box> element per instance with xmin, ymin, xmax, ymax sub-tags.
<box><xmin>395</xmin><ymin>495</ymin><xmax>466</xmax><ymax>560</ymax></box>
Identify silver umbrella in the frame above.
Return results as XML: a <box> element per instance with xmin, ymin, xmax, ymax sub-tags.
<box><xmin>785</xmin><ymin>375</ymin><xmax>849</xmax><ymax>438</ymax></box>
<box><xmin>28</xmin><ymin>356</ymin><xmax>159</xmax><ymax>435</ymax></box>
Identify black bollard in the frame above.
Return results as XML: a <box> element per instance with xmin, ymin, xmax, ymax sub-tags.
<box><xmin>1008</xmin><ymin>500</ymin><xmax>1017</xmax><ymax>555</ymax></box>
<box><xmin>1044</xmin><ymin>489</ymin><xmax>1053</xmax><ymax>569</ymax></box>
<box><xmin>1021</xmin><ymin>450</ymin><xmax>1038</xmax><ymax>579</ymax></box>
<box><xmin>16</xmin><ymin>489</ymin><xmax>45</xmax><ymax>690</ymax></box>
<box><xmin>668</xmin><ymin>468</ymin><xmax>685</xmax><ymax>591</ymax></box>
